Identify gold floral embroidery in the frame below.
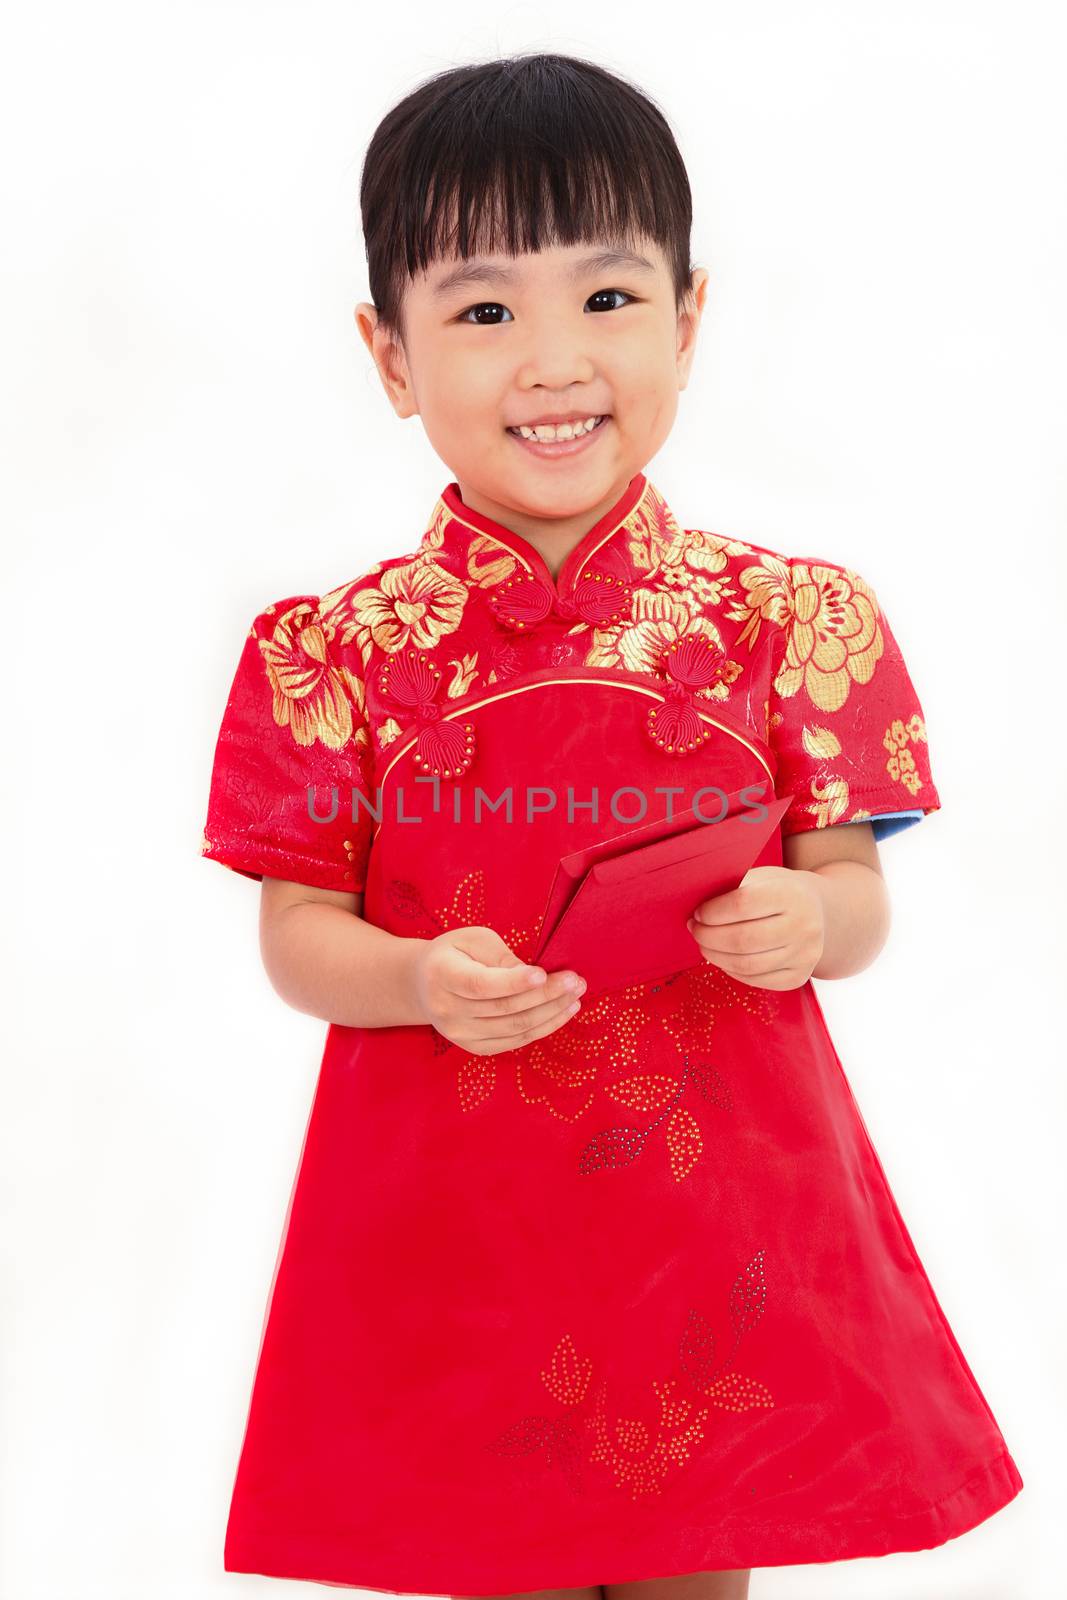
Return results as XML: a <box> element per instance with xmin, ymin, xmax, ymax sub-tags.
<box><xmin>321</xmin><ymin>559</ymin><xmax>469</xmax><ymax>657</ymax></box>
<box><xmin>733</xmin><ymin>553</ymin><xmax>793</xmax><ymax>652</ymax></box>
<box><xmin>415</xmin><ymin>496</ymin><xmax>450</xmax><ymax>556</ymax></box>
<box><xmin>624</xmin><ymin>493</ymin><xmax>689</xmax><ymax>579</ymax></box>
<box><xmin>258</xmin><ymin>602</ymin><xmax>355</xmax><ymax>751</ymax></box>
<box><xmin>465</xmin><ymin>535</ymin><xmax>525</xmax><ymax>589</ymax></box>
<box><xmin>736</xmin><ymin>555</ymin><xmax>886</xmax><ymax>709</ymax></box>
<box><xmin>589</xmin><ymin>587</ymin><xmax>698</xmax><ymax>666</ymax></box>
<box><xmin>671</xmin><ymin>529</ymin><xmax>732</xmax><ymax>576</ymax></box>
<box><xmin>487</xmin><ymin>1251</ymin><xmax>775</xmax><ymax>1499</ymax></box>
<box><xmin>882</xmin><ymin>714</ymin><xmax>928</xmax><ymax>797</ymax></box>
<box><xmin>776</xmin><ymin>562</ymin><xmax>884</xmax><ymax>713</ymax></box>
<box><xmin>673</xmin><ymin>567</ymin><xmax>736</xmax><ymax>609</ymax></box>
<box><xmin>650</xmin><ymin>528</ymin><xmax>754</xmax><ymax>614</ymax></box>
<box><xmin>795</xmin><ymin>775</ymin><xmax>852</xmax><ymax>830</ymax></box>
<box><xmin>782</xmin><ymin>711</ymin><xmax>930</xmax><ymax>828</ymax></box>
<box><xmin>583</xmin><ymin>589</ymin><xmax>740</xmax><ymax>696</ymax></box>
<box><xmin>800</xmin><ymin>724</ymin><xmax>842</xmax><ymax>761</ymax></box>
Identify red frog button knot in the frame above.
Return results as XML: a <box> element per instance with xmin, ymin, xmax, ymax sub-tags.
<box><xmin>377</xmin><ymin>649</ymin><xmax>476</xmax><ymax>780</ymax></box>
<box><xmin>489</xmin><ymin>568</ymin><xmax>632</xmax><ymax>631</ymax></box>
<box><xmin>646</xmin><ymin>633</ymin><xmax>733</xmax><ymax>756</ymax></box>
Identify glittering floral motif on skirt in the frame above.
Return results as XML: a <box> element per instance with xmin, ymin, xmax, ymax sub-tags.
<box><xmin>486</xmin><ymin>1251</ymin><xmax>774</xmax><ymax>1499</ymax></box>
<box><xmin>386</xmin><ymin>869</ymin><xmax>777</xmax><ymax>1182</ymax></box>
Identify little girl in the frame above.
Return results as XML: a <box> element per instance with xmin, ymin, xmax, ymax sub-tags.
<box><xmin>202</xmin><ymin>50</ymin><xmax>1022</xmax><ymax>1600</ymax></box>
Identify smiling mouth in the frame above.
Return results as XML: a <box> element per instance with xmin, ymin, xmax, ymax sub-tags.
<box><xmin>506</xmin><ymin>414</ymin><xmax>610</xmax><ymax>442</ymax></box>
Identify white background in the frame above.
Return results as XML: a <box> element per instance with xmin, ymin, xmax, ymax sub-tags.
<box><xmin>4</xmin><ymin>3</ymin><xmax>1063</xmax><ymax>1597</ymax></box>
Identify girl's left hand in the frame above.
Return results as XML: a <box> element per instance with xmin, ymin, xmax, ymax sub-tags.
<box><xmin>687</xmin><ymin>865</ymin><xmax>825</xmax><ymax>991</ymax></box>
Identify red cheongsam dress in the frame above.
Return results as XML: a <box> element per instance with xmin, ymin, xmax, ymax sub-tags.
<box><xmin>201</xmin><ymin>471</ymin><xmax>1022</xmax><ymax>1594</ymax></box>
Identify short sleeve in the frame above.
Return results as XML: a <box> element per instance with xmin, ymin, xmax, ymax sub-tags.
<box><xmin>200</xmin><ymin>595</ymin><xmax>378</xmax><ymax>892</ymax></box>
<box><xmin>767</xmin><ymin>558</ymin><xmax>941</xmax><ymax>839</ymax></box>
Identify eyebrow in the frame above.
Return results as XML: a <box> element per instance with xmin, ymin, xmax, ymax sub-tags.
<box><xmin>429</xmin><ymin>249</ymin><xmax>658</xmax><ymax>300</ymax></box>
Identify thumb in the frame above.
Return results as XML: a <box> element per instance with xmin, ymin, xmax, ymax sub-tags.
<box><xmin>447</xmin><ymin>923</ymin><xmax>538</xmax><ymax>972</ymax></box>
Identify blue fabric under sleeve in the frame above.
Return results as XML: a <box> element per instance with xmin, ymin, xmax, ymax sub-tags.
<box><xmin>843</xmin><ymin>809</ymin><xmax>926</xmax><ymax>840</ymax></box>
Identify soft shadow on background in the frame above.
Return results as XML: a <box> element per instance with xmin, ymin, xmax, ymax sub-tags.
<box><xmin>4</xmin><ymin>3</ymin><xmax>1063</xmax><ymax>1597</ymax></box>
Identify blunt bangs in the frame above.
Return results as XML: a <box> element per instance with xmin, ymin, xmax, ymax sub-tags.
<box><xmin>359</xmin><ymin>52</ymin><xmax>695</xmax><ymax>341</ymax></box>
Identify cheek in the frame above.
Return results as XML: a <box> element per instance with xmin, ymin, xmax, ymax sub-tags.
<box><xmin>609</xmin><ymin>343</ymin><xmax>671</xmax><ymax>402</ymax></box>
<box><xmin>426</xmin><ymin>351</ymin><xmax>503</xmax><ymax>427</ymax></box>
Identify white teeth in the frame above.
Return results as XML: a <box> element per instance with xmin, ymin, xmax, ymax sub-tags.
<box><xmin>513</xmin><ymin>415</ymin><xmax>602</xmax><ymax>441</ymax></box>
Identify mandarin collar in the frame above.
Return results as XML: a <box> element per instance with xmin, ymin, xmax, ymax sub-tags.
<box><xmin>389</xmin><ymin>473</ymin><xmax>746</xmax><ymax>774</ymax></box>
<box><xmin>438</xmin><ymin>471</ymin><xmax>648</xmax><ymax>591</ymax></box>
<box><xmin>419</xmin><ymin>472</ymin><xmax>682</xmax><ymax>630</ymax></box>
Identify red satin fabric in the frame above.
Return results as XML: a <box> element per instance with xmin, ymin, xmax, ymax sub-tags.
<box><xmin>202</xmin><ymin>473</ymin><xmax>1022</xmax><ymax>1592</ymax></box>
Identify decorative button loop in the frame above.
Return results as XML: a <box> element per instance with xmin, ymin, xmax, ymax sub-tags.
<box><xmin>378</xmin><ymin>649</ymin><xmax>476</xmax><ymax>779</ymax></box>
<box><xmin>646</xmin><ymin>634</ymin><xmax>732</xmax><ymax>755</ymax></box>
<box><xmin>489</xmin><ymin>569</ymin><xmax>632</xmax><ymax>632</ymax></box>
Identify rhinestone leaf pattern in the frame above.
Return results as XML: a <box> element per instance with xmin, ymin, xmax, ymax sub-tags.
<box><xmin>486</xmin><ymin>1251</ymin><xmax>774</xmax><ymax>1500</ymax></box>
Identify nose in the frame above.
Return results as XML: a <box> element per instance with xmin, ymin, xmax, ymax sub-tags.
<box><xmin>515</xmin><ymin>313</ymin><xmax>595</xmax><ymax>390</ymax></box>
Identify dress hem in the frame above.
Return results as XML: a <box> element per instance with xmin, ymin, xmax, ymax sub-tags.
<box><xmin>222</xmin><ymin>1446</ymin><xmax>1023</xmax><ymax>1595</ymax></box>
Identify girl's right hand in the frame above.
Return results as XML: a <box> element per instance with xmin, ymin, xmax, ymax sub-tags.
<box><xmin>410</xmin><ymin>926</ymin><xmax>586</xmax><ymax>1054</ymax></box>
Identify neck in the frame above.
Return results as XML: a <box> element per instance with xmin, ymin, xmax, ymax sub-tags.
<box><xmin>454</xmin><ymin>475</ymin><xmax>634</xmax><ymax>582</ymax></box>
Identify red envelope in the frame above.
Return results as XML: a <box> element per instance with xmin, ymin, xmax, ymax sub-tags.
<box><xmin>531</xmin><ymin>787</ymin><xmax>793</xmax><ymax>997</ymax></box>
<box><xmin>534</xmin><ymin>785</ymin><xmax>767</xmax><ymax>937</ymax></box>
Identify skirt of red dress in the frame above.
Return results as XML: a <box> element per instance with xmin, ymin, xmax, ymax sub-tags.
<box><xmin>221</xmin><ymin>966</ymin><xmax>1022</xmax><ymax>1594</ymax></box>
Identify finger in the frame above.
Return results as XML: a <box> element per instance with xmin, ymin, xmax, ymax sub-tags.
<box><xmin>687</xmin><ymin>914</ymin><xmax>790</xmax><ymax>956</ymax></box>
<box><xmin>689</xmin><ymin>924</ymin><xmax>792</xmax><ymax>963</ymax></box>
<box><xmin>687</xmin><ymin>928</ymin><xmax>796</xmax><ymax>960</ymax></box>
<box><xmin>692</xmin><ymin>872</ymin><xmax>784</xmax><ymax>926</ymax></box>
<box><xmin>471</xmin><ymin>993</ymin><xmax>585</xmax><ymax>1053</ymax></box>
<box><xmin>438</xmin><ymin>944</ymin><xmax>552</xmax><ymax>1002</ymax></box>
<box><xmin>694</xmin><ymin>944</ymin><xmax>795</xmax><ymax>980</ymax></box>
<box><xmin>721</xmin><ymin>965</ymin><xmax>804</xmax><ymax>991</ymax></box>
<box><xmin>692</xmin><ymin>895</ymin><xmax>786</xmax><ymax>928</ymax></box>
<box><xmin>470</xmin><ymin>969</ymin><xmax>584</xmax><ymax>1019</ymax></box>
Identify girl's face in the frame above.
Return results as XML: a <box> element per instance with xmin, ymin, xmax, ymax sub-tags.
<box><xmin>354</xmin><ymin>236</ymin><xmax>709</xmax><ymax>550</ymax></box>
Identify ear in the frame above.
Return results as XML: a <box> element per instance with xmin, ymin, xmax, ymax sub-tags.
<box><xmin>676</xmin><ymin>267</ymin><xmax>709</xmax><ymax>390</ymax></box>
<box><xmin>353</xmin><ymin>301</ymin><xmax>419</xmax><ymax>419</ymax></box>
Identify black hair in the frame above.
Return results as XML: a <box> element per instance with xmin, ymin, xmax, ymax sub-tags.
<box><xmin>359</xmin><ymin>51</ymin><xmax>695</xmax><ymax>342</ymax></box>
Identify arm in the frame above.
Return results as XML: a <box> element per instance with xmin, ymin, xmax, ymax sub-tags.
<box><xmin>257</xmin><ymin>876</ymin><xmax>585</xmax><ymax>1046</ymax></box>
<box><xmin>782</xmin><ymin>822</ymin><xmax>890</xmax><ymax>979</ymax></box>
<box><xmin>258</xmin><ymin>878</ymin><xmax>428</xmax><ymax>1029</ymax></box>
<box><xmin>687</xmin><ymin>822</ymin><xmax>890</xmax><ymax>989</ymax></box>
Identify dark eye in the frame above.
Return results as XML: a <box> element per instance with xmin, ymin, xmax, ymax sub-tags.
<box><xmin>457</xmin><ymin>302</ymin><xmax>514</xmax><ymax>325</ymax></box>
<box><xmin>587</xmin><ymin>289</ymin><xmax>633</xmax><ymax>312</ymax></box>
<box><xmin>457</xmin><ymin>288</ymin><xmax>634</xmax><ymax>324</ymax></box>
